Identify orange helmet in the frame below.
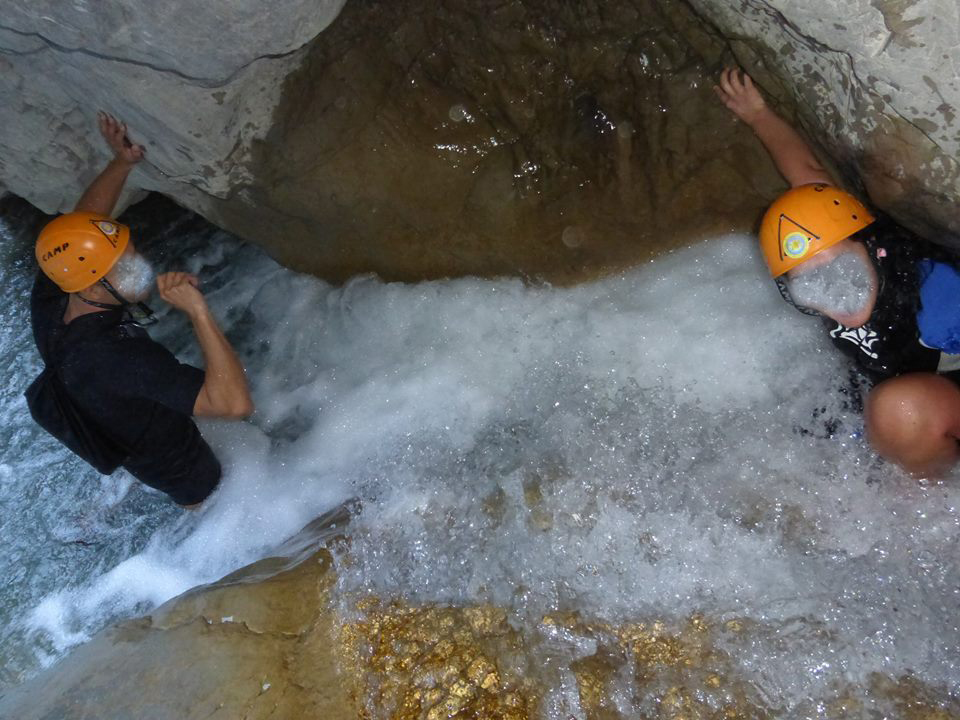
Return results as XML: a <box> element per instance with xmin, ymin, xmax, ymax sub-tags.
<box><xmin>36</xmin><ymin>212</ymin><xmax>130</xmax><ymax>293</ymax></box>
<box><xmin>759</xmin><ymin>184</ymin><xmax>875</xmax><ymax>277</ymax></box>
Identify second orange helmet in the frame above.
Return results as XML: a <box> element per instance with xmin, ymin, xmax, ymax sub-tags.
<box><xmin>759</xmin><ymin>184</ymin><xmax>875</xmax><ymax>278</ymax></box>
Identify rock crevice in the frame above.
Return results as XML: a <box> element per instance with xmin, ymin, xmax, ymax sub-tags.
<box><xmin>0</xmin><ymin>22</ymin><xmax>320</xmax><ymax>89</ymax></box>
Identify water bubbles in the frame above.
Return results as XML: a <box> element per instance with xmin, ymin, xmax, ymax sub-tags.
<box><xmin>518</xmin><ymin>160</ymin><xmax>539</xmax><ymax>176</ymax></box>
<box><xmin>448</xmin><ymin>103</ymin><xmax>472</xmax><ymax>123</ymax></box>
<box><xmin>561</xmin><ymin>225</ymin><xmax>585</xmax><ymax>248</ymax></box>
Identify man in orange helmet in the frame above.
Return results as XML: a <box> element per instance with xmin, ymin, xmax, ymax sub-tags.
<box><xmin>27</xmin><ymin>112</ymin><xmax>253</xmax><ymax>506</ymax></box>
<box><xmin>716</xmin><ymin>68</ymin><xmax>960</xmax><ymax>477</ymax></box>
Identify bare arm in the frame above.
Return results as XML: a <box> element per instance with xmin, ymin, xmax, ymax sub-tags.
<box><xmin>157</xmin><ymin>272</ymin><xmax>254</xmax><ymax>419</ymax></box>
<box><xmin>74</xmin><ymin>112</ymin><xmax>145</xmax><ymax>216</ymax></box>
<box><xmin>715</xmin><ymin>68</ymin><xmax>833</xmax><ymax>188</ymax></box>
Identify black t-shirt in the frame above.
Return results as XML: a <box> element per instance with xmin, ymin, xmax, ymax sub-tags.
<box><xmin>30</xmin><ymin>271</ymin><xmax>217</xmax><ymax>501</ymax></box>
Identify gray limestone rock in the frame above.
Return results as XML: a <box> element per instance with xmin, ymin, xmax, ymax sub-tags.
<box><xmin>0</xmin><ymin>1</ymin><xmax>346</xmax><ymax>214</ymax></box>
<box><xmin>0</xmin><ymin>2</ymin><xmax>341</xmax><ymax>84</ymax></box>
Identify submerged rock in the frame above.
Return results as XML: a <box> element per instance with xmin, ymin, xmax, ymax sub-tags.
<box><xmin>0</xmin><ymin>502</ymin><xmax>362</xmax><ymax>720</ymax></box>
<box><xmin>0</xmin><ymin>548</ymin><xmax>357</xmax><ymax>720</ymax></box>
<box><xmin>3</xmin><ymin>535</ymin><xmax>957</xmax><ymax>719</ymax></box>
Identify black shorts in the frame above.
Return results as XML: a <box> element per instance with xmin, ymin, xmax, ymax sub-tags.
<box><xmin>123</xmin><ymin>432</ymin><xmax>222</xmax><ymax>506</ymax></box>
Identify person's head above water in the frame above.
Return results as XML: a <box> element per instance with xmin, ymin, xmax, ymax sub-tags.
<box><xmin>760</xmin><ymin>184</ymin><xmax>878</xmax><ymax>327</ymax></box>
<box><xmin>36</xmin><ymin>211</ymin><xmax>155</xmax><ymax>305</ymax></box>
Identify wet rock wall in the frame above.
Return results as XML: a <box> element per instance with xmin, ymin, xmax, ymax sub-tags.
<box><xmin>681</xmin><ymin>0</ymin><xmax>960</xmax><ymax>244</ymax></box>
<box><xmin>203</xmin><ymin>0</ymin><xmax>781</xmax><ymax>282</ymax></box>
<box><xmin>0</xmin><ymin>1</ymin><xmax>345</xmax><ymax>223</ymax></box>
<box><xmin>2</xmin><ymin>1</ymin><xmax>959</xmax><ymax>279</ymax></box>
<box><xmin>1</xmin><ymin>0</ymin><xmax>783</xmax><ymax>283</ymax></box>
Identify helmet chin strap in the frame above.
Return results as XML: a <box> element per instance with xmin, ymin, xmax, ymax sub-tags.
<box><xmin>774</xmin><ymin>276</ymin><xmax>822</xmax><ymax>317</ymax></box>
<box><xmin>76</xmin><ymin>278</ymin><xmax>126</xmax><ymax>310</ymax></box>
<box><xmin>76</xmin><ymin>277</ymin><xmax>158</xmax><ymax>326</ymax></box>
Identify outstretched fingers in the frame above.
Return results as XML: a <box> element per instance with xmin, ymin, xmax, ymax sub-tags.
<box><xmin>96</xmin><ymin>110</ymin><xmax>146</xmax><ymax>163</ymax></box>
<box><xmin>713</xmin><ymin>67</ymin><xmax>766</xmax><ymax>123</ymax></box>
<box><xmin>98</xmin><ymin>112</ymin><xmax>122</xmax><ymax>143</ymax></box>
<box><xmin>716</xmin><ymin>67</ymin><xmax>744</xmax><ymax>100</ymax></box>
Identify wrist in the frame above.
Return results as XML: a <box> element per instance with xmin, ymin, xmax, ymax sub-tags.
<box><xmin>743</xmin><ymin>103</ymin><xmax>773</xmax><ymax>128</ymax></box>
<box><xmin>186</xmin><ymin>303</ymin><xmax>213</xmax><ymax>324</ymax></box>
<box><xmin>110</xmin><ymin>155</ymin><xmax>138</xmax><ymax>171</ymax></box>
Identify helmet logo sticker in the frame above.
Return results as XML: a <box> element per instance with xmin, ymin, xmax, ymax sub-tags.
<box><xmin>776</xmin><ymin>213</ymin><xmax>820</xmax><ymax>263</ymax></box>
<box><xmin>783</xmin><ymin>232</ymin><xmax>809</xmax><ymax>259</ymax></box>
<box><xmin>91</xmin><ymin>219</ymin><xmax>120</xmax><ymax>248</ymax></box>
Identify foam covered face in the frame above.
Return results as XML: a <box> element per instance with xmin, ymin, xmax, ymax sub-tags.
<box><xmin>785</xmin><ymin>249</ymin><xmax>875</xmax><ymax>320</ymax></box>
<box><xmin>111</xmin><ymin>251</ymin><xmax>156</xmax><ymax>302</ymax></box>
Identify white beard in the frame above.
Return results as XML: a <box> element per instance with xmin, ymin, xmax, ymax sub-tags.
<box><xmin>112</xmin><ymin>252</ymin><xmax>156</xmax><ymax>301</ymax></box>
<box><xmin>786</xmin><ymin>252</ymin><xmax>875</xmax><ymax>317</ymax></box>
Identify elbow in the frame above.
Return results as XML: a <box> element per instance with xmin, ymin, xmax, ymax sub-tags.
<box><xmin>786</xmin><ymin>161</ymin><xmax>833</xmax><ymax>189</ymax></box>
<box><xmin>237</xmin><ymin>399</ymin><xmax>255</xmax><ymax>419</ymax></box>
<box><xmin>195</xmin><ymin>385</ymin><xmax>254</xmax><ymax>419</ymax></box>
<box><xmin>226</xmin><ymin>397</ymin><xmax>255</xmax><ymax>419</ymax></box>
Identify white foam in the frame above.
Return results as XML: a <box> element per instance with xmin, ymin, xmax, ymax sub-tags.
<box><xmin>3</xmin><ymin>221</ymin><xmax>958</xmax><ymax>710</ymax></box>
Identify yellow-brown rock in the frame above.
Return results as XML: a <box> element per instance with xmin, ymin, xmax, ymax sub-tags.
<box><xmin>2</xmin><ymin>540</ymin><xmax>958</xmax><ymax>720</ymax></box>
<box><xmin>0</xmin><ymin>550</ymin><xmax>360</xmax><ymax>720</ymax></box>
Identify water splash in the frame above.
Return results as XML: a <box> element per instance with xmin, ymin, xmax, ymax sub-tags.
<box><xmin>0</xmin><ymin>198</ymin><xmax>957</xmax><ymax>712</ymax></box>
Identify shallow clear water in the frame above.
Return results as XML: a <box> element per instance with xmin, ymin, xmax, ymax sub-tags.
<box><xmin>0</xmin><ymin>197</ymin><xmax>957</xmax><ymax>712</ymax></box>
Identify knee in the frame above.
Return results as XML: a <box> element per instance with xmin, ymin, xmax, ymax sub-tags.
<box><xmin>866</xmin><ymin>375</ymin><xmax>932</xmax><ymax>446</ymax></box>
<box><xmin>865</xmin><ymin>373</ymin><xmax>960</xmax><ymax>471</ymax></box>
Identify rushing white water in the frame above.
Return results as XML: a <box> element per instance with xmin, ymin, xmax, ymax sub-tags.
<box><xmin>0</xmin><ymin>198</ymin><xmax>957</xmax><ymax>712</ymax></box>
